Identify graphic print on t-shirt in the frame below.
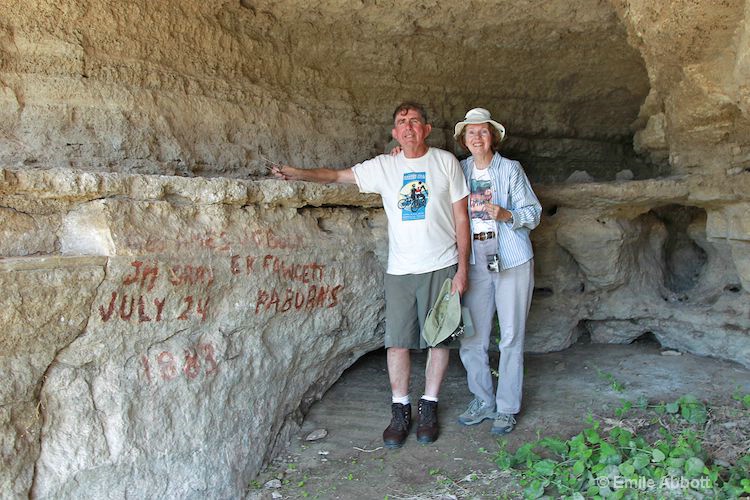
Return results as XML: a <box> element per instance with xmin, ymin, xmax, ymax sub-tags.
<box><xmin>398</xmin><ymin>172</ymin><xmax>428</xmax><ymax>221</ymax></box>
<box><xmin>470</xmin><ymin>178</ymin><xmax>493</xmax><ymax>220</ymax></box>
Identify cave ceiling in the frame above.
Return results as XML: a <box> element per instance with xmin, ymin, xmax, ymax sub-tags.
<box><xmin>4</xmin><ymin>0</ymin><xmax>747</xmax><ymax>180</ymax></box>
<box><xmin>231</xmin><ymin>0</ymin><xmax>652</xmax><ymax>179</ymax></box>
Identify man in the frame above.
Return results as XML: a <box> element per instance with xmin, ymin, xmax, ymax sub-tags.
<box><xmin>272</xmin><ymin>102</ymin><xmax>470</xmax><ymax>448</ymax></box>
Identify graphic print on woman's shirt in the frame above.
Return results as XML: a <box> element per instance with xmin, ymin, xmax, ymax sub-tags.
<box><xmin>398</xmin><ymin>172</ymin><xmax>428</xmax><ymax>221</ymax></box>
<box><xmin>470</xmin><ymin>172</ymin><xmax>497</xmax><ymax>235</ymax></box>
<box><xmin>470</xmin><ymin>177</ymin><xmax>493</xmax><ymax>221</ymax></box>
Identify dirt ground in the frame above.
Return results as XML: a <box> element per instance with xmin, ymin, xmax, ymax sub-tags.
<box><xmin>248</xmin><ymin>339</ymin><xmax>750</xmax><ymax>499</ymax></box>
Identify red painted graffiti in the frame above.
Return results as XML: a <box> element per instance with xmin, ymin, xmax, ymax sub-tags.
<box><xmin>99</xmin><ymin>292</ymin><xmax>166</xmax><ymax>322</ymax></box>
<box><xmin>125</xmin><ymin>227</ymin><xmax>306</xmax><ymax>254</ymax></box>
<box><xmin>168</xmin><ymin>264</ymin><xmax>215</xmax><ymax>287</ymax></box>
<box><xmin>255</xmin><ymin>284</ymin><xmax>343</xmax><ymax>314</ymax></box>
<box><xmin>141</xmin><ymin>343</ymin><xmax>219</xmax><ymax>383</ymax></box>
<box><xmin>122</xmin><ymin>260</ymin><xmax>159</xmax><ymax>291</ymax></box>
<box><xmin>121</xmin><ymin>259</ymin><xmax>216</xmax><ymax>290</ymax></box>
<box><xmin>261</xmin><ymin>255</ymin><xmax>326</xmax><ymax>284</ymax></box>
<box><xmin>99</xmin><ymin>292</ymin><xmax>207</xmax><ymax>322</ymax></box>
<box><xmin>193</xmin><ymin>228</ymin><xmax>302</xmax><ymax>252</ymax></box>
<box><xmin>177</xmin><ymin>295</ymin><xmax>210</xmax><ymax>322</ymax></box>
<box><xmin>230</xmin><ymin>255</ymin><xmax>257</xmax><ymax>275</ymax></box>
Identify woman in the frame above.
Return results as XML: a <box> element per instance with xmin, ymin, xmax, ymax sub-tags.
<box><xmin>453</xmin><ymin>108</ymin><xmax>541</xmax><ymax>435</ymax></box>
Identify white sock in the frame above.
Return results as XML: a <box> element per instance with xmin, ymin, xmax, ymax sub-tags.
<box><xmin>421</xmin><ymin>394</ymin><xmax>438</xmax><ymax>402</ymax></box>
<box><xmin>392</xmin><ymin>395</ymin><xmax>410</xmax><ymax>405</ymax></box>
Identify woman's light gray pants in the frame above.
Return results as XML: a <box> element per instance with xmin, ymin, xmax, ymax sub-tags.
<box><xmin>460</xmin><ymin>240</ymin><xmax>534</xmax><ymax>415</ymax></box>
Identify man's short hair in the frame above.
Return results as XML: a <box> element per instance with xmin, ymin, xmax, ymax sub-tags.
<box><xmin>392</xmin><ymin>101</ymin><xmax>428</xmax><ymax>124</ymax></box>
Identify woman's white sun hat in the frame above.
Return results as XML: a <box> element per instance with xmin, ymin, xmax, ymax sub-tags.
<box><xmin>453</xmin><ymin>108</ymin><xmax>506</xmax><ymax>142</ymax></box>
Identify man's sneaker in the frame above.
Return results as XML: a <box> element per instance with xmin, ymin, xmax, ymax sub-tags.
<box><xmin>491</xmin><ymin>413</ymin><xmax>516</xmax><ymax>435</ymax></box>
<box><xmin>383</xmin><ymin>403</ymin><xmax>411</xmax><ymax>449</ymax></box>
<box><xmin>416</xmin><ymin>398</ymin><xmax>439</xmax><ymax>444</ymax></box>
<box><xmin>457</xmin><ymin>398</ymin><xmax>496</xmax><ymax>426</ymax></box>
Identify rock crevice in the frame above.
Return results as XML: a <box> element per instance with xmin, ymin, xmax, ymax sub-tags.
<box><xmin>1</xmin><ymin>0</ymin><xmax>749</xmax><ymax>497</ymax></box>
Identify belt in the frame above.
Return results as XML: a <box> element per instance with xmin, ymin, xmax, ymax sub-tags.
<box><xmin>473</xmin><ymin>231</ymin><xmax>495</xmax><ymax>241</ymax></box>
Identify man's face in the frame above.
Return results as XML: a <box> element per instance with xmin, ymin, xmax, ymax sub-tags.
<box><xmin>391</xmin><ymin>109</ymin><xmax>432</xmax><ymax>149</ymax></box>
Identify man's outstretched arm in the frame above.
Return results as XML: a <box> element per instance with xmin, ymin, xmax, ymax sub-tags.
<box><xmin>272</xmin><ymin>165</ymin><xmax>356</xmax><ymax>184</ymax></box>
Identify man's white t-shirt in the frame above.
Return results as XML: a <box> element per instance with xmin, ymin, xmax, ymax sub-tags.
<box><xmin>352</xmin><ymin>147</ymin><xmax>469</xmax><ymax>275</ymax></box>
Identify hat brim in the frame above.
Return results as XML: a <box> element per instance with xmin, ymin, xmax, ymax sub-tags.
<box><xmin>422</xmin><ymin>278</ymin><xmax>462</xmax><ymax>347</ymax></box>
<box><xmin>453</xmin><ymin>119</ymin><xmax>506</xmax><ymax>142</ymax></box>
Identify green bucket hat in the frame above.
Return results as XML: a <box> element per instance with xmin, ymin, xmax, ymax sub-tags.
<box><xmin>422</xmin><ymin>278</ymin><xmax>474</xmax><ymax>347</ymax></box>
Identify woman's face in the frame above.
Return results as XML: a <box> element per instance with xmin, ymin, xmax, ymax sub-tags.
<box><xmin>464</xmin><ymin>123</ymin><xmax>493</xmax><ymax>158</ymax></box>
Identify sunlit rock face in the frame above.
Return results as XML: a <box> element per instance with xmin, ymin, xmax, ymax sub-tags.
<box><xmin>0</xmin><ymin>169</ymin><xmax>386</xmax><ymax>498</ymax></box>
<box><xmin>1</xmin><ymin>0</ymin><xmax>749</xmax><ymax>498</ymax></box>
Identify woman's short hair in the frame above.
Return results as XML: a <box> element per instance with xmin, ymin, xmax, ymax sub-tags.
<box><xmin>456</xmin><ymin>123</ymin><xmax>503</xmax><ymax>152</ymax></box>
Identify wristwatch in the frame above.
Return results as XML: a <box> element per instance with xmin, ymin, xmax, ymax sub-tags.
<box><xmin>507</xmin><ymin>213</ymin><xmax>514</xmax><ymax>225</ymax></box>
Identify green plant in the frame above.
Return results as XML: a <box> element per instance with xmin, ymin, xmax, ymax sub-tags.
<box><xmin>494</xmin><ymin>395</ymin><xmax>748</xmax><ymax>498</ymax></box>
<box><xmin>596</xmin><ymin>369</ymin><xmax>625</xmax><ymax>392</ymax></box>
<box><xmin>648</xmin><ymin>394</ymin><xmax>709</xmax><ymax>426</ymax></box>
<box><xmin>615</xmin><ymin>395</ymin><xmax>650</xmax><ymax>417</ymax></box>
<box><xmin>732</xmin><ymin>387</ymin><xmax>750</xmax><ymax>409</ymax></box>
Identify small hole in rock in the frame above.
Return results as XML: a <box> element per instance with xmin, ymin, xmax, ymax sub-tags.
<box><xmin>630</xmin><ymin>331</ymin><xmax>661</xmax><ymax>347</ymax></box>
<box><xmin>533</xmin><ymin>287</ymin><xmax>554</xmax><ymax>298</ymax></box>
<box><xmin>651</xmin><ymin>205</ymin><xmax>707</xmax><ymax>293</ymax></box>
<box><xmin>573</xmin><ymin>320</ymin><xmax>591</xmax><ymax>345</ymax></box>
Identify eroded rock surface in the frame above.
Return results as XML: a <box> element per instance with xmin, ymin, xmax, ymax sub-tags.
<box><xmin>0</xmin><ymin>0</ymin><xmax>749</xmax><ymax>498</ymax></box>
<box><xmin>1</xmin><ymin>0</ymin><xmax>653</xmax><ymax>181</ymax></box>
<box><xmin>1</xmin><ymin>169</ymin><xmax>386</xmax><ymax>498</ymax></box>
<box><xmin>531</xmin><ymin>175</ymin><xmax>750</xmax><ymax>363</ymax></box>
<box><xmin>1</xmin><ymin>166</ymin><xmax>748</xmax><ymax>498</ymax></box>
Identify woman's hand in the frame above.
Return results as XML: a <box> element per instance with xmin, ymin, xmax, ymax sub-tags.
<box><xmin>389</xmin><ymin>146</ymin><xmax>402</xmax><ymax>156</ymax></box>
<box><xmin>485</xmin><ymin>203</ymin><xmax>513</xmax><ymax>222</ymax></box>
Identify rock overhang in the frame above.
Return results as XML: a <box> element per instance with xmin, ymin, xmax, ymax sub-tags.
<box><xmin>1</xmin><ymin>0</ymin><xmax>750</xmax><ymax>497</ymax></box>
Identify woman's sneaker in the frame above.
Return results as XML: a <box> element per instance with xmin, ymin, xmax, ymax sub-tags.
<box><xmin>457</xmin><ymin>398</ymin><xmax>495</xmax><ymax>426</ymax></box>
<box><xmin>491</xmin><ymin>413</ymin><xmax>517</xmax><ymax>435</ymax></box>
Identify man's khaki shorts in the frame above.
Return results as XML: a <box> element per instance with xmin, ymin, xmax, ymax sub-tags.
<box><xmin>384</xmin><ymin>264</ymin><xmax>457</xmax><ymax>349</ymax></box>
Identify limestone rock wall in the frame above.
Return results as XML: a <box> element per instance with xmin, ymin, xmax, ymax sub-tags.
<box><xmin>531</xmin><ymin>174</ymin><xmax>750</xmax><ymax>366</ymax></box>
<box><xmin>2</xmin><ymin>1</ymin><xmax>748</xmax><ymax>181</ymax></box>
<box><xmin>0</xmin><ymin>168</ymin><xmax>386</xmax><ymax>498</ymax></box>
<box><xmin>2</xmin><ymin>167</ymin><xmax>749</xmax><ymax>499</ymax></box>
<box><xmin>1</xmin><ymin>0</ymin><xmax>749</xmax><ymax>498</ymax></box>
<box><xmin>0</xmin><ymin>0</ymin><xmax>654</xmax><ymax>181</ymax></box>
<box><xmin>613</xmin><ymin>0</ymin><xmax>750</xmax><ymax>175</ymax></box>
